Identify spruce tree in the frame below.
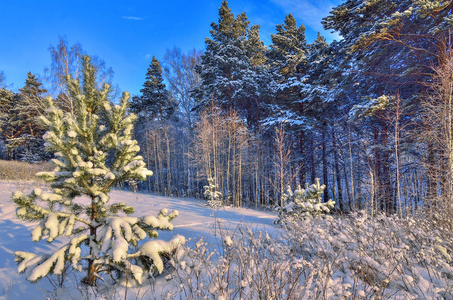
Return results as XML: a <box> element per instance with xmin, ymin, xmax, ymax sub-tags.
<box><xmin>247</xmin><ymin>25</ymin><xmax>267</xmax><ymax>67</ymax></box>
<box><xmin>12</xmin><ymin>56</ymin><xmax>185</xmax><ymax>287</ymax></box>
<box><xmin>131</xmin><ymin>56</ymin><xmax>176</xmax><ymax>120</ymax></box>
<box><xmin>0</xmin><ymin>73</ymin><xmax>49</xmax><ymax>161</ymax></box>
<box><xmin>276</xmin><ymin>179</ymin><xmax>335</xmax><ymax>223</ymax></box>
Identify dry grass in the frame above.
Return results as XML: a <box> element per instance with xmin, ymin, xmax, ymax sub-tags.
<box><xmin>0</xmin><ymin>160</ymin><xmax>53</xmax><ymax>182</ymax></box>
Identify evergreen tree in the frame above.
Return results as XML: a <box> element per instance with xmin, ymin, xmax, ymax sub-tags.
<box><xmin>266</xmin><ymin>14</ymin><xmax>311</xmax><ymax>183</ymax></box>
<box><xmin>131</xmin><ymin>56</ymin><xmax>177</xmax><ymax>120</ymax></box>
<box><xmin>267</xmin><ymin>13</ymin><xmax>309</xmax><ymax>119</ymax></box>
<box><xmin>13</xmin><ymin>56</ymin><xmax>185</xmax><ymax>287</ymax></box>
<box><xmin>269</xmin><ymin>13</ymin><xmax>307</xmax><ymax>77</ymax></box>
<box><xmin>16</xmin><ymin>72</ymin><xmax>49</xmax><ymax>161</ymax></box>
<box><xmin>247</xmin><ymin>25</ymin><xmax>267</xmax><ymax>67</ymax></box>
<box><xmin>194</xmin><ymin>0</ymin><xmax>250</xmax><ymax>111</ymax></box>
<box><xmin>195</xmin><ymin>0</ymin><xmax>272</xmax><ymax>129</ymax></box>
<box><xmin>241</xmin><ymin>24</ymin><xmax>275</xmax><ymax>130</ymax></box>
<box><xmin>0</xmin><ymin>73</ymin><xmax>50</xmax><ymax>161</ymax></box>
<box><xmin>322</xmin><ymin>0</ymin><xmax>453</xmax><ymax>212</ymax></box>
<box><xmin>0</xmin><ymin>88</ymin><xmax>21</xmax><ymax>159</ymax></box>
<box><xmin>304</xmin><ymin>36</ymin><xmax>345</xmax><ymax>205</ymax></box>
<box><xmin>204</xmin><ymin>177</ymin><xmax>223</xmax><ymax>208</ymax></box>
<box><xmin>276</xmin><ymin>179</ymin><xmax>335</xmax><ymax>223</ymax></box>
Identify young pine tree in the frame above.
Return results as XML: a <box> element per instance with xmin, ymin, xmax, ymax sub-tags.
<box><xmin>12</xmin><ymin>56</ymin><xmax>185</xmax><ymax>287</ymax></box>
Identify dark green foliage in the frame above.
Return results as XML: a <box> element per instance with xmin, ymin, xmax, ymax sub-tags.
<box><xmin>0</xmin><ymin>73</ymin><xmax>49</xmax><ymax>161</ymax></box>
<box><xmin>17</xmin><ymin>73</ymin><xmax>49</xmax><ymax>161</ymax></box>
<box><xmin>131</xmin><ymin>56</ymin><xmax>177</xmax><ymax>120</ymax></box>
<box><xmin>194</xmin><ymin>0</ymin><xmax>273</xmax><ymax>129</ymax></box>
<box><xmin>269</xmin><ymin>13</ymin><xmax>307</xmax><ymax>77</ymax></box>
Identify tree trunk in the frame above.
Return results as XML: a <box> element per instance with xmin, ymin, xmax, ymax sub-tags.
<box><xmin>86</xmin><ymin>197</ymin><xmax>97</xmax><ymax>286</ymax></box>
<box><xmin>348</xmin><ymin>124</ymin><xmax>355</xmax><ymax>210</ymax></box>
<box><xmin>310</xmin><ymin>138</ymin><xmax>316</xmax><ymax>183</ymax></box>
<box><xmin>332</xmin><ymin>127</ymin><xmax>344</xmax><ymax>211</ymax></box>
<box><xmin>299</xmin><ymin>129</ymin><xmax>305</xmax><ymax>185</ymax></box>
<box><xmin>322</xmin><ymin>126</ymin><xmax>329</xmax><ymax>203</ymax></box>
<box><xmin>373</xmin><ymin>127</ymin><xmax>383</xmax><ymax>212</ymax></box>
<box><xmin>164</xmin><ymin>127</ymin><xmax>172</xmax><ymax>196</ymax></box>
<box><xmin>427</xmin><ymin>142</ymin><xmax>436</xmax><ymax>210</ymax></box>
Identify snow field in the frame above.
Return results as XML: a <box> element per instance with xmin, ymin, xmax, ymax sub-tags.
<box><xmin>0</xmin><ymin>181</ymin><xmax>275</xmax><ymax>299</ymax></box>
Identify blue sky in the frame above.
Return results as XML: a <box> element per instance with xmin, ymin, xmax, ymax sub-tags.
<box><xmin>0</xmin><ymin>0</ymin><xmax>342</xmax><ymax>96</ymax></box>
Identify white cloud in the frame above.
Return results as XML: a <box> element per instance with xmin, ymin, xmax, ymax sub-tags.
<box><xmin>122</xmin><ymin>16</ymin><xmax>143</xmax><ymax>21</ymax></box>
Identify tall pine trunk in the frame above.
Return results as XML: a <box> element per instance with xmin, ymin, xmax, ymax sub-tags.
<box><xmin>332</xmin><ymin>128</ymin><xmax>344</xmax><ymax>211</ymax></box>
<box><xmin>322</xmin><ymin>125</ymin><xmax>329</xmax><ymax>203</ymax></box>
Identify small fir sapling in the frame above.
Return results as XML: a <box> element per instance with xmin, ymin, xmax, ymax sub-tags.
<box><xmin>203</xmin><ymin>177</ymin><xmax>223</xmax><ymax>208</ymax></box>
<box><xmin>12</xmin><ymin>56</ymin><xmax>185</xmax><ymax>287</ymax></box>
<box><xmin>276</xmin><ymin>178</ymin><xmax>335</xmax><ymax>223</ymax></box>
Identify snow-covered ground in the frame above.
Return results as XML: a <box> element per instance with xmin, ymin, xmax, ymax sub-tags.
<box><xmin>0</xmin><ymin>181</ymin><xmax>276</xmax><ymax>299</ymax></box>
<box><xmin>2</xmin><ymin>180</ymin><xmax>453</xmax><ymax>299</ymax></box>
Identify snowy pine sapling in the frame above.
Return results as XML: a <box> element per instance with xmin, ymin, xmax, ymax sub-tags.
<box><xmin>12</xmin><ymin>56</ymin><xmax>185</xmax><ymax>287</ymax></box>
<box><xmin>203</xmin><ymin>177</ymin><xmax>223</xmax><ymax>208</ymax></box>
<box><xmin>276</xmin><ymin>178</ymin><xmax>335</xmax><ymax>223</ymax></box>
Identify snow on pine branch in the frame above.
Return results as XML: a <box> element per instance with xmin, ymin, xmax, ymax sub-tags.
<box><xmin>15</xmin><ymin>234</ymin><xmax>88</xmax><ymax>282</ymax></box>
<box><xmin>96</xmin><ymin>209</ymin><xmax>180</xmax><ymax>262</ymax></box>
<box><xmin>349</xmin><ymin>95</ymin><xmax>389</xmax><ymax>120</ymax></box>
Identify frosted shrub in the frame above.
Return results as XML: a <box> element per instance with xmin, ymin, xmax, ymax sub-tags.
<box><xmin>204</xmin><ymin>177</ymin><xmax>223</xmax><ymax>208</ymax></box>
<box><xmin>12</xmin><ymin>56</ymin><xmax>185</xmax><ymax>288</ymax></box>
<box><xmin>283</xmin><ymin>212</ymin><xmax>453</xmax><ymax>299</ymax></box>
<box><xmin>163</xmin><ymin>213</ymin><xmax>452</xmax><ymax>299</ymax></box>
<box><xmin>166</xmin><ymin>225</ymin><xmax>312</xmax><ymax>299</ymax></box>
<box><xmin>276</xmin><ymin>178</ymin><xmax>335</xmax><ymax>223</ymax></box>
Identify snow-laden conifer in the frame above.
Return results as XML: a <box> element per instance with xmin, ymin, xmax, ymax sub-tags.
<box><xmin>12</xmin><ymin>56</ymin><xmax>185</xmax><ymax>287</ymax></box>
<box><xmin>276</xmin><ymin>178</ymin><xmax>335</xmax><ymax>223</ymax></box>
<box><xmin>203</xmin><ymin>177</ymin><xmax>223</xmax><ymax>208</ymax></box>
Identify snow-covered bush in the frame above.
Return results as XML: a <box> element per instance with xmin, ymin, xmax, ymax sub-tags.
<box><xmin>164</xmin><ymin>212</ymin><xmax>453</xmax><ymax>299</ymax></box>
<box><xmin>203</xmin><ymin>177</ymin><xmax>223</xmax><ymax>208</ymax></box>
<box><xmin>286</xmin><ymin>212</ymin><xmax>453</xmax><ymax>299</ymax></box>
<box><xmin>12</xmin><ymin>56</ymin><xmax>185</xmax><ymax>287</ymax></box>
<box><xmin>276</xmin><ymin>178</ymin><xmax>335</xmax><ymax>223</ymax></box>
<box><xmin>166</xmin><ymin>225</ymin><xmax>312</xmax><ymax>299</ymax></box>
